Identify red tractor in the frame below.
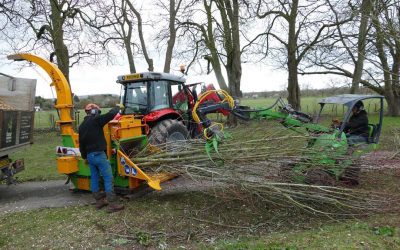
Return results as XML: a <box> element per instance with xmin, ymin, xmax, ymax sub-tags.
<box><xmin>116</xmin><ymin>72</ymin><xmax>233</xmax><ymax>144</ymax></box>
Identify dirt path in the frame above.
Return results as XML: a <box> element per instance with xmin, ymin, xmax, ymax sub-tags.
<box><xmin>0</xmin><ymin>180</ymin><xmax>92</xmax><ymax>213</ymax></box>
<box><xmin>0</xmin><ymin>177</ymin><xmax>213</xmax><ymax>214</ymax></box>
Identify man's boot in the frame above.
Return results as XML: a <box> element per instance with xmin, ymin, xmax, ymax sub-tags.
<box><xmin>106</xmin><ymin>192</ymin><xmax>124</xmax><ymax>213</ymax></box>
<box><xmin>93</xmin><ymin>192</ymin><xmax>108</xmax><ymax>209</ymax></box>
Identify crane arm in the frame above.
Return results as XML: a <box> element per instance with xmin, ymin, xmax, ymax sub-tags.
<box><xmin>193</xmin><ymin>92</ymin><xmax>330</xmax><ymax>139</ymax></box>
<box><xmin>8</xmin><ymin>53</ymin><xmax>75</xmax><ymax>136</ymax></box>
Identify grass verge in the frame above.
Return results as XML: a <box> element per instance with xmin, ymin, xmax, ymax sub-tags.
<box><xmin>10</xmin><ymin>131</ymin><xmax>63</xmax><ymax>182</ymax></box>
<box><xmin>0</xmin><ymin>191</ymin><xmax>399</xmax><ymax>249</ymax></box>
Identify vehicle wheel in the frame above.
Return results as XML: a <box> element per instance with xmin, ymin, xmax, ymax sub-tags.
<box><xmin>148</xmin><ymin>119</ymin><xmax>189</xmax><ymax>145</ymax></box>
<box><xmin>305</xmin><ymin>169</ymin><xmax>336</xmax><ymax>186</ymax></box>
<box><xmin>340</xmin><ymin>166</ymin><xmax>360</xmax><ymax>186</ymax></box>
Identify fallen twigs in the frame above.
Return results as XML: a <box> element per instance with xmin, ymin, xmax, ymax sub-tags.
<box><xmin>128</xmin><ymin>127</ymin><xmax>400</xmax><ymax>216</ymax></box>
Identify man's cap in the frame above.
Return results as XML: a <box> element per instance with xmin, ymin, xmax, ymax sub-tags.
<box><xmin>85</xmin><ymin>103</ymin><xmax>100</xmax><ymax>112</ymax></box>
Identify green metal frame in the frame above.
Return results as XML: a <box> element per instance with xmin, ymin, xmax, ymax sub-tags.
<box><xmin>246</xmin><ymin>95</ymin><xmax>384</xmax><ymax>181</ymax></box>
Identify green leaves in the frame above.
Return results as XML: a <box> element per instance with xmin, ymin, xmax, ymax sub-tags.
<box><xmin>205</xmin><ymin>136</ymin><xmax>221</xmax><ymax>162</ymax></box>
<box><xmin>373</xmin><ymin>226</ymin><xmax>395</xmax><ymax>237</ymax></box>
<box><xmin>205</xmin><ymin>131</ymin><xmax>231</xmax><ymax>164</ymax></box>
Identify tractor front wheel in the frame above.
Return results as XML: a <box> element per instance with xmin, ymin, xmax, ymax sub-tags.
<box><xmin>149</xmin><ymin>119</ymin><xmax>189</xmax><ymax>145</ymax></box>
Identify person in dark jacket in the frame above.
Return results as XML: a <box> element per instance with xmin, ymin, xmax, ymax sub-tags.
<box><xmin>79</xmin><ymin>103</ymin><xmax>124</xmax><ymax>213</ymax></box>
<box><xmin>344</xmin><ymin>101</ymin><xmax>369</xmax><ymax>145</ymax></box>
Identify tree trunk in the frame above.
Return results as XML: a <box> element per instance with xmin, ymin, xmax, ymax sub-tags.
<box><xmin>385</xmin><ymin>93</ymin><xmax>400</xmax><ymax>116</ymax></box>
<box><xmin>204</xmin><ymin>0</ymin><xmax>229</xmax><ymax>91</ymax></box>
<box><xmin>122</xmin><ymin>8</ymin><xmax>136</xmax><ymax>73</ymax></box>
<box><xmin>124</xmin><ymin>38</ymin><xmax>136</xmax><ymax>73</ymax></box>
<box><xmin>211</xmin><ymin>58</ymin><xmax>229</xmax><ymax>91</ymax></box>
<box><xmin>50</xmin><ymin>0</ymin><xmax>70</xmax><ymax>83</ymax></box>
<box><xmin>287</xmin><ymin>0</ymin><xmax>300</xmax><ymax>110</ymax></box>
<box><xmin>350</xmin><ymin>0</ymin><xmax>374</xmax><ymax>94</ymax></box>
<box><xmin>287</xmin><ymin>59</ymin><xmax>300</xmax><ymax>110</ymax></box>
<box><xmin>163</xmin><ymin>0</ymin><xmax>177</xmax><ymax>73</ymax></box>
<box><xmin>229</xmin><ymin>0</ymin><xmax>242</xmax><ymax>98</ymax></box>
<box><xmin>371</xmin><ymin>5</ymin><xmax>399</xmax><ymax>116</ymax></box>
<box><xmin>126</xmin><ymin>0</ymin><xmax>153</xmax><ymax>71</ymax></box>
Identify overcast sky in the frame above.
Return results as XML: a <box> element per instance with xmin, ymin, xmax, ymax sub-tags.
<box><xmin>0</xmin><ymin>55</ymin><xmax>336</xmax><ymax>99</ymax></box>
<box><xmin>0</xmin><ymin>1</ymin><xmax>340</xmax><ymax>99</ymax></box>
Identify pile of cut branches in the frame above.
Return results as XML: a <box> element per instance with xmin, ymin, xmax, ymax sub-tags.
<box><xmin>124</xmin><ymin>125</ymin><xmax>400</xmax><ymax>216</ymax></box>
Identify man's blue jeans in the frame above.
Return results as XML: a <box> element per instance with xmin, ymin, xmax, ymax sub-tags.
<box><xmin>87</xmin><ymin>151</ymin><xmax>113</xmax><ymax>193</ymax></box>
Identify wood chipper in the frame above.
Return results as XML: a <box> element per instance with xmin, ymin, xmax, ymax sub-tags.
<box><xmin>7</xmin><ymin>53</ymin><xmax>240</xmax><ymax>193</ymax></box>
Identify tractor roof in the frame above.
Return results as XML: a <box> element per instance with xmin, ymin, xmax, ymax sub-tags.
<box><xmin>319</xmin><ymin>94</ymin><xmax>384</xmax><ymax>106</ymax></box>
<box><xmin>117</xmin><ymin>72</ymin><xmax>185</xmax><ymax>84</ymax></box>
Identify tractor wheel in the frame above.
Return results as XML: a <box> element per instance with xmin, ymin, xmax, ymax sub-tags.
<box><xmin>148</xmin><ymin>119</ymin><xmax>189</xmax><ymax>145</ymax></box>
<box><xmin>305</xmin><ymin>169</ymin><xmax>336</xmax><ymax>186</ymax></box>
<box><xmin>340</xmin><ymin>166</ymin><xmax>360</xmax><ymax>186</ymax></box>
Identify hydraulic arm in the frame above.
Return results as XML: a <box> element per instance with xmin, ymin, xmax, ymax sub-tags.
<box><xmin>192</xmin><ymin>92</ymin><xmax>330</xmax><ymax>136</ymax></box>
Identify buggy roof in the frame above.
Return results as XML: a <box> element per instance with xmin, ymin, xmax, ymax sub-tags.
<box><xmin>318</xmin><ymin>94</ymin><xmax>384</xmax><ymax>106</ymax></box>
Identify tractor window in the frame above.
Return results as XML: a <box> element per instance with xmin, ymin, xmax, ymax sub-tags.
<box><xmin>149</xmin><ymin>81</ymin><xmax>170</xmax><ymax>111</ymax></box>
<box><xmin>124</xmin><ymin>82</ymin><xmax>148</xmax><ymax>114</ymax></box>
<box><xmin>171</xmin><ymin>83</ymin><xmax>188</xmax><ymax>111</ymax></box>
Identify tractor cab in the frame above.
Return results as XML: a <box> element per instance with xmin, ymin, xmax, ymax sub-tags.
<box><xmin>117</xmin><ymin>72</ymin><xmax>203</xmax><ymax>145</ymax></box>
<box><xmin>316</xmin><ymin>94</ymin><xmax>384</xmax><ymax>145</ymax></box>
<box><xmin>117</xmin><ymin>72</ymin><xmax>194</xmax><ymax>122</ymax></box>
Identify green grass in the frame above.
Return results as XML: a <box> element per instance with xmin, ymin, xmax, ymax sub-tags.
<box><xmin>0</xmin><ymin>191</ymin><xmax>399</xmax><ymax>249</ymax></box>
<box><xmin>206</xmin><ymin>216</ymin><xmax>400</xmax><ymax>249</ymax></box>
<box><xmin>241</xmin><ymin>96</ymin><xmax>385</xmax><ymax>116</ymax></box>
<box><xmin>34</xmin><ymin>108</ymin><xmax>111</xmax><ymax>128</ymax></box>
<box><xmin>10</xmin><ymin>131</ymin><xmax>63</xmax><ymax>182</ymax></box>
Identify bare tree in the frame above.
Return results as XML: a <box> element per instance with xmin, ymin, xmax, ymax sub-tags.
<box><xmin>95</xmin><ymin>0</ymin><xmax>189</xmax><ymax>74</ymax></box>
<box><xmin>125</xmin><ymin>0</ymin><xmax>154</xmax><ymax>71</ymax></box>
<box><xmin>302</xmin><ymin>0</ymin><xmax>400</xmax><ymax>116</ymax></box>
<box><xmin>110</xmin><ymin>0</ymin><xmax>138</xmax><ymax>73</ymax></box>
<box><xmin>156</xmin><ymin>0</ymin><xmax>184</xmax><ymax>73</ymax></box>
<box><xmin>86</xmin><ymin>0</ymin><xmax>155</xmax><ymax>73</ymax></box>
<box><xmin>368</xmin><ymin>0</ymin><xmax>399</xmax><ymax>115</ymax></box>
<box><xmin>349</xmin><ymin>0</ymin><xmax>374</xmax><ymax>93</ymax></box>
<box><xmin>181</xmin><ymin>0</ymin><xmax>250</xmax><ymax>98</ymax></box>
<box><xmin>256</xmin><ymin>0</ymin><xmax>349</xmax><ymax>109</ymax></box>
<box><xmin>0</xmin><ymin>0</ymin><xmax>102</xmax><ymax>84</ymax></box>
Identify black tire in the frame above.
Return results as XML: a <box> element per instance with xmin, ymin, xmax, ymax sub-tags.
<box><xmin>340</xmin><ymin>166</ymin><xmax>360</xmax><ymax>186</ymax></box>
<box><xmin>305</xmin><ymin>169</ymin><xmax>336</xmax><ymax>186</ymax></box>
<box><xmin>148</xmin><ymin>119</ymin><xmax>189</xmax><ymax>145</ymax></box>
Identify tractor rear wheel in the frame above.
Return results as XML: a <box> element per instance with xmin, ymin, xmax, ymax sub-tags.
<box><xmin>148</xmin><ymin>119</ymin><xmax>189</xmax><ymax>145</ymax></box>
